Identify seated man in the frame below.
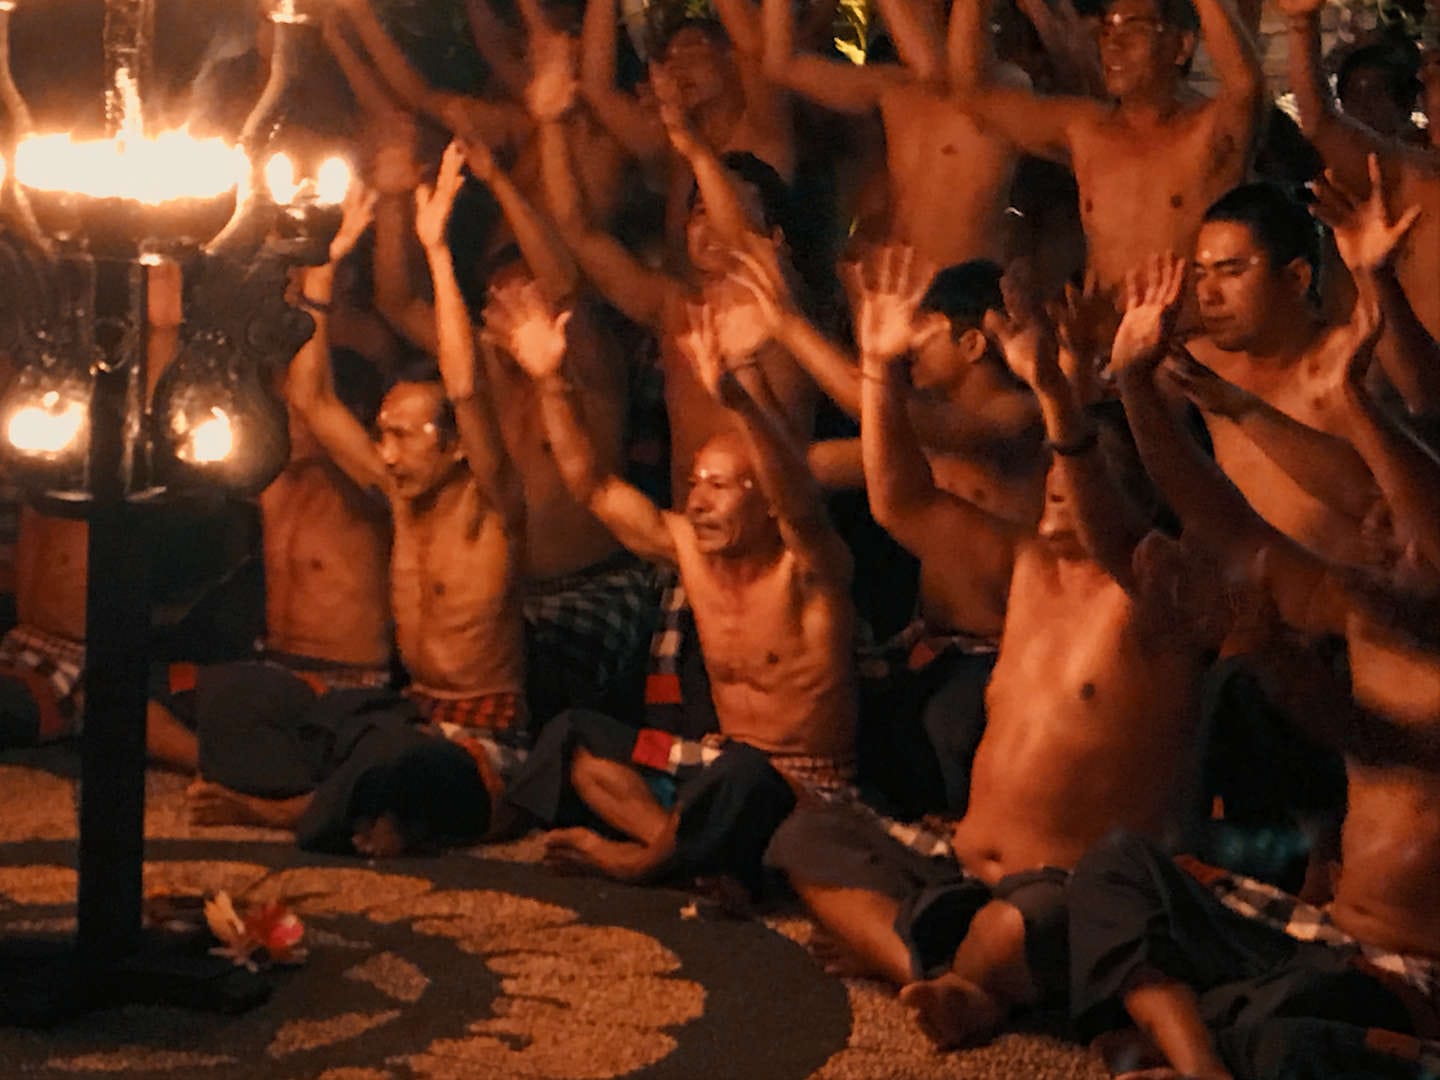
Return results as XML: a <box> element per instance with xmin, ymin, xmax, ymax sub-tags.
<box><xmin>1071</xmin><ymin>254</ymin><xmax>1440</xmax><ymax>1080</ymax></box>
<box><xmin>184</xmin><ymin>146</ymin><xmax>529</xmax><ymax>855</ymax></box>
<box><xmin>490</xmin><ymin>275</ymin><xmax>857</xmax><ymax>893</ymax></box>
<box><xmin>766</xmin><ymin>260</ymin><xmax>1227</xmax><ymax>1049</ymax></box>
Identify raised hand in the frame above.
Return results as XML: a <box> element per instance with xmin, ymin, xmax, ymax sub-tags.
<box><xmin>1108</xmin><ymin>252</ymin><xmax>1186</xmax><ymax>376</ymax></box>
<box><xmin>725</xmin><ymin>233</ymin><xmax>795</xmax><ymax>334</ymax></box>
<box><xmin>705</xmin><ymin>277</ymin><xmax>772</xmax><ymax>361</ymax></box>
<box><xmin>1309</xmin><ymin>154</ymin><xmax>1423</xmax><ymax>275</ymax></box>
<box><xmin>846</xmin><ymin>245</ymin><xmax>937</xmax><ymax>366</ymax></box>
<box><xmin>677</xmin><ymin>302</ymin><xmax>745</xmax><ymax>407</ymax></box>
<box><xmin>483</xmin><ymin>277</ymin><xmax>573</xmax><ymax>379</ymax></box>
<box><xmin>985</xmin><ymin>259</ymin><xmax>1063</xmax><ymax>394</ymax></box>
<box><xmin>457</xmin><ymin>133</ymin><xmax>498</xmax><ymax>184</ymax></box>
<box><xmin>1054</xmin><ymin>268</ymin><xmax>1119</xmax><ymax>401</ymax></box>
<box><xmin>649</xmin><ymin>63</ymin><xmax>700</xmax><ymax>157</ymax></box>
<box><xmin>526</xmin><ymin>32</ymin><xmax>578</xmax><ymax>122</ymax></box>
<box><xmin>1160</xmin><ymin>349</ymin><xmax>1259</xmax><ymax>419</ymax></box>
<box><xmin>413</xmin><ymin>141</ymin><xmax>468</xmax><ymax>251</ymax></box>
<box><xmin>329</xmin><ymin>182</ymin><xmax>379</xmax><ymax>264</ymax></box>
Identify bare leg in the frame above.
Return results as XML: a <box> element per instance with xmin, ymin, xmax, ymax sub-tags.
<box><xmin>186</xmin><ymin>778</ymin><xmax>311</xmax><ymax>830</ymax></box>
<box><xmin>542</xmin><ymin>749</ymin><xmax>678</xmax><ymax>880</ymax></box>
<box><xmin>789</xmin><ymin>881</ymin><xmax>912</xmax><ymax>985</ymax></box>
<box><xmin>1121</xmin><ymin>975</ymin><xmax>1232</xmax><ymax>1080</ymax></box>
<box><xmin>900</xmin><ymin>899</ymin><xmax>1036</xmax><ymax>1050</ymax></box>
<box><xmin>145</xmin><ymin>701</ymin><xmax>199</xmax><ymax>773</ymax></box>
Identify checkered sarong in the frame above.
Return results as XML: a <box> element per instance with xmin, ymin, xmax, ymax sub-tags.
<box><xmin>411</xmin><ymin>689</ymin><xmax>532</xmax><ymax>799</ymax></box>
<box><xmin>0</xmin><ymin>623</ymin><xmax>86</xmax><ymax>740</ymax></box>
<box><xmin>643</xmin><ymin>573</ymin><xmax>688</xmax><ymax>707</ymax></box>
<box><xmin>1179</xmin><ymin>856</ymin><xmax>1440</xmax><ymax>1007</ymax></box>
<box><xmin>524</xmin><ymin>554</ymin><xmax>658</xmax><ymax>699</ymax></box>
<box><xmin>629</xmin><ymin>727</ymin><xmax>858</xmax><ymax>801</ymax></box>
<box><xmin>857</xmin><ymin>614</ymin><xmax>998</xmax><ymax>682</ymax></box>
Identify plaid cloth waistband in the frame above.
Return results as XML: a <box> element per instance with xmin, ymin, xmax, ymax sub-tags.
<box><xmin>628</xmin><ymin>728</ymin><xmax>858</xmax><ymax>800</ymax></box>
<box><xmin>409</xmin><ymin>689</ymin><xmax>528</xmax><ymax>737</ymax></box>
<box><xmin>858</xmin><ymin>615</ymin><xmax>998</xmax><ymax>681</ymax></box>
<box><xmin>644</xmin><ymin>575</ymin><xmax>688</xmax><ymax>707</ymax></box>
<box><xmin>0</xmin><ymin>623</ymin><xmax>86</xmax><ymax>740</ymax></box>
<box><xmin>1178</xmin><ymin>856</ymin><xmax>1440</xmax><ymax>1007</ymax></box>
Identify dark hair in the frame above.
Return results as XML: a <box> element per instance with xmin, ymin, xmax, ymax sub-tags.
<box><xmin>388</xmin><ymin>361</ymin><xmax>458</xmax><ymax>444</ymax></box>
<box><xmin>651</xmin><ymin>16</ymin><xmax>730</xmax><ymax>57</ymax></box>
<box><xmin>330</xmin><ymin>347</ymin><xmax>385</xmax><ymax>429</ymax></box>
<box><xmin>1202</xmin><ymin>182</ymin><xmax>1320</xmax><ymax>277</ymax></box>
<box><xmin>917</xmin><ymin>260</ymin><xmax>1005</xmax><ymax>334</ymax></box>
<box><xmin>1336</xmin><ymin>42</ymin><xmax>1422</xmax><ymax>112</ymax></box>
<box><xmin>348</xmin><ymin>738</ymin><xmax>492</xmax><ymax>850</ymax></box>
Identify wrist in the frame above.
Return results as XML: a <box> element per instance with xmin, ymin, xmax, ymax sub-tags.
<box><xmin>1044</xmin><ymin>424</ymin><xmax>1099</xmax><ymax>457</ymax></box>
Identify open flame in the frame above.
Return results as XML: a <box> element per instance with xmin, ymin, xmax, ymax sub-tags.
<box><xmin>179</xmin><ymin>406</ymin><xmax>235</xmax><ymax>464</ymax></box>
<box><xmin>13</xmin><ymin>68</ymin><xmax>246</xmax><ymax>203</ymax></box>
<box><xmin>7</xmin><ymin>390</ymin><xmax>87</xmax><ymax>455</ymax></box>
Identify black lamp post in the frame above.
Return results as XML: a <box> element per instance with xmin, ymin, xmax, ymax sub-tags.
<box><xmin>0</xmin><ymin>0</ymin><xmax>343</xmax><ymax>1023</ymax></box>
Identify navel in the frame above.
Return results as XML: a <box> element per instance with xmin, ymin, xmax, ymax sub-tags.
<box><xmin>766</xmin><ymin>651</ymin><xmax>780</xmax><ymax>665</ymax></box>
<box><xmin>1079</xmin><ymin>681</ymin><xmax>1096</xmax><ymax>701</ymax></box>
<box><xmin>941</xmin><ymin>144</ymin><xmax>957</xmax><ymax>156</ymax></box>
<box><xmin>1083</xmin><ymin>199</ymin><xmax>1094</xmax><ymax>214</ymax></box>
<box><xmin>433</xmin><ymin>582</ymin><xmax>446</xmax><ymax>597</ymax></box>
<box><xmin>310</xmin><ymin>557</ymin><xmax>324</xmax><ymax>572</ymax></box>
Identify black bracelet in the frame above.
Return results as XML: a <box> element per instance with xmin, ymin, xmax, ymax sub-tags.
<box><xmin>1045</xmin><ymin>426</ymin><xmax>1100</xmax><ymax>457</ymax></box>
<box><xmin>296</xmin><ymin>295</ymin><xmax>333</xmax><ymax>314</ymax></box>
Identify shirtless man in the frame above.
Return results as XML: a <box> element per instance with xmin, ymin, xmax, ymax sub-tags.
<box><xmin>535</xmin><ymin>50</ymin><xmax>814</xmax><ymax>500</ymax></box>
<box><xmin>1074</xmin><ymin>258</ymin><xmax>1440</xmax><ymax>1080</ymax></box>
<box><xmin>492</xmin><ymin>280</ymin><xmax>856</xmax><ymax>887</ymax></box>
<box><xmin>760</xmin><ymin>0</ymin><xmax>1028</xmax><ymax>269</ymax></box>
<box><xmin>727</xmin><ymin>239</ymin><xmax>1044</xmax><ymax>525</ymax></box>
<box><xmin>766</xmin><ymin>257</ymin><xmax>1224</xmax><ymax>1049</ymax></box>
<box><xmin>143</xmin><ymin>194</ymin><xmax>394</xmax><ymax>777</ymax></box>
<box><xmin>190</xmin><ymin>146</ymin><xmax>528</xmax><ymax>855</ymax></box>
<box><xmin>953</xmin><ymin>0</ymin><xmax>1262</xmax><ymax>295</ymax></box>
<box><xmin>0</xmin><ymin>264</ymin><xmax>182</xmax><ymax>747</ymax></box>
<box><xmin>1283</xmin><ymin>0</ymin><xmax>1440</xmax><ymax>417</ymax></box>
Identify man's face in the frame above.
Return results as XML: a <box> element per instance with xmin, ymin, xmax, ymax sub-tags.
<box><xmin>664</xmin><ymin>28</ymin><xmax>730</xmax><ymax>109</ymax></box>
<box><xmin>686</xmin><ymin>178</ymin><xmax>767</xmax><ymax>277</ymax></box>
<box><xmin>1036</xmin><ymin>465</ymin><xmax>1088</xmax><ymax>561</ymax></box>
<box><xmin>1192</xmin><ymin>221</ymin><xmax>1297</xmax><ymax>352</ymax></box>
<box><xmin>685</xmin><ymin>439</ymin><xmax>773</xmax><ymax>556</ymax></box>
<box><xmin>1340</xmin><ymin>66</ymin><xmax>1411</xmax><ymax>138</ymax></box>
<box><xmin>375</xmin><ymin>383</ymin><xmax>461</xmax><ymax>501</ymax></box>
<box><xmin>1098</xmin><ymin>0</ymin><xmax>1188</xmax><ymax>100</ymax></box>
<box><xmin>910</xmin><ymin>318</ymin><xmax>982</xmax><ymax>393</ymax></box>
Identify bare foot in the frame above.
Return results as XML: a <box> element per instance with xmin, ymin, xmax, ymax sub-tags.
<box><xmin>899</xmin><ymin>972</ymin><xmax>1005</xmax><ymax>1050</ymax></box>
<box><xmin>187</xmin><ymin>779</ymin><xmax>260</xmax><ymax>826</ymax></box>
<box><xmin>809</xmin><ymin>928</ymin><xmax>888</xmax><ymax>979</ymax></box>
<box><xmin>542</xmin><ymin>828</ymin><xmax>670</xmax><ymax>881</ymax></box>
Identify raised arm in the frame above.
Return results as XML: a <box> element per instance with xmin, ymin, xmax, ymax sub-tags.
<box><xmin>760</xmin><ymin>0</ymin><xmax>901</xmax><ymax>114</ymax></box>
<box><xmin>533</xmin><ymin>54</ymin><xmax>678</xmax><ymax>328</ymax></box>
<box><xmin>1162</xmin><ymin>350</ymin><xmax>1379</xmax><ymax>522</ymax></box>
<box><xmin>493</xmin><ymin>280</ymin><xmax>678</xmax><ymax>563</ymax></box>
<box><xmin>334</xmin><ymin>0</ymin><xmax>448</xmax><ymax>119</ymax></box>
<box><xmin>1110</xmin><ymin>256</ymin><xmax>1348</xmax><ymax>633</ymax></box>
<box><xmin>855</xmin><ymin>249</ymin><xmax>1016</xmax><ymax>559</ymax></box>
<box><xmin>322</xmin><ymin>12</ymin><xmax>408</xmax><ymax>119</ymax></box>
<box><xmin>1341</xmin><ymin>319</ymin><xmax>1440</xmax><ymax>574</ymax></box>
<box><xmin>949</xmin><ymin>0</ymin><xmax>1094</xmax><ymax>162</ymax></box>
<box><xmin>579</xmin><ymin>0</ymin><xmax>666</xmax><ymax>161</ymax></box>
<box><xmin>653</xmin><ymin>67</ymin><xmax>765</xmax><ymax>245</ymax></box>
<box><xmin>364</xmin><ymin>111</ymin><xmax>438</xmax><ymax>353</ymax></box>
<box><xmin>876</xmin><ymin>0</ymin><xmax>945</xmax><ymax>83</ymax></box>
<box><xmin>1193</xmin><ymin>0</ymin><xmax>1263</xmax><ymax>116</ymax></box>
<box><xmin>993</xmin><ymin>269</ymin><xmax>1151</xmax><ymax>587</ymax></box>
<box><xmin>286</xmin><ymin>189</ymin><xmax>389</xmax><ymax>492</ymax></box>
<box><xmin>682</xmin><ymin>303</ymin><xmax>851</xmax><ymax>577</ymax></box>
<box><xmin>1310</xmin><ymin>155</ymin><xmax>1440</xmax><ymax>417</ymax></box>
<box><xmin>1279</xmin><ymin>0</ymin><xmax>1387</xmax><ymax>189</ymax></box>
<box><xmin>415</xmin><ymin>142</ymin><xmax>523</xmax><ymax>521</ymax></box>
<box><xmin>464</xmin><ymin>0</ymin><xmax>530</xmax><ymax>100</ymax></box>
<box><xmin>461</xmin><ymin>135</ymin><xmax>579</xmax><ymax>303</ymax></box>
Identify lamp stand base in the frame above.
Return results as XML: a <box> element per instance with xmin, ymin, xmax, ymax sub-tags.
<box><xmin>0</xmin><ymin>929</ymin><xmax>272</xmax><ymax>1026</ymax></box>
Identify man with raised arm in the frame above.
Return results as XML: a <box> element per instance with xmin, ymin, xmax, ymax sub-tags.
<box><xmin>1069</xmin><ymin>256</ymin><xmax>1440</xmax><ymax>1080</ymax></box>
<box><xmin>1282</xmin><ymin>0</ymin><xmax>1440</xmax><ymax>418</ymax></box>
<box><xmin>765</xmin><ymin>258</ymin><xmax>1226</xmax><ymax>1050</ymax></box>
<box><xmin>489</xmin><ymin>280</ymin><xmax>854</xmax><ymax>889</ymax></box>
<box><xmin>183</xmin><ymin>145</ymin><xmax>530</xmax><ymax>856</ymax></box>
<box><xmin>952</xmin><ymin>0</ymin><xmax>1262</xmax><ymax>295</ymax></box>
<box><xmin>760</xmin><ymin>0</ymin><xmax>1028</xmax><ymax>269</ymax></box>
<box><xmin>851</xmin><ymin>250</ymin><xmax>1028</xmax><ymax>813</ymax></box>
<box><xmin>534</xmin><ymin>49</ymin><xmax>814</xmax><ymax>500</ymax></box>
